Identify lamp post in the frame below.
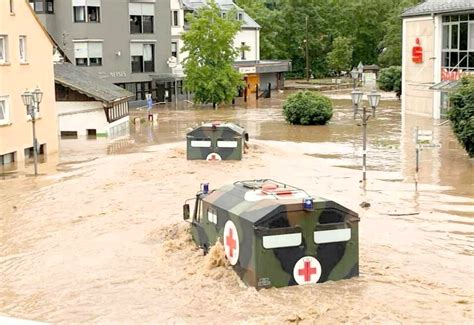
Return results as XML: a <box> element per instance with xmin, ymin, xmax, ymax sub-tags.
<box><xmin>21</xmin><ymin>87</ymin><xmax>43</xmax><ymax>176</ymax></box>
<box><xmin>351</xmin><ymin>89</ymin><xmax>363</xmax><ymax>120</ymax></box>
<box><xmin>351</xmin><ymin>89</ymin><xmax>381</xmax><ymax>182</ymax></box>
<box><xmin>350</xmin><ymin>68</ymin><xmax>359</xmax><ymax>89</ymax></box>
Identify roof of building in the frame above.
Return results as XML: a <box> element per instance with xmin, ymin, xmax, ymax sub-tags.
<box><xmin>182</xmin><ymin>0</ymin><xmax>260</xmax><ymax>29</ymax></box>
<box><xmin>54</xmin><ymin>63</ymin><xmax>134</xmax><ymax>104</ymax></box>
<box><xmin>402</xmin><ymin>0</ymin><xmax>474</xmax><ymax>17</ymax></box>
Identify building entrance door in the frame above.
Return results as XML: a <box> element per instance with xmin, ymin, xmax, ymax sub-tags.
<box><xmin>246</xmin><ymin>74</ymin><xmax>260</xmax><ymax>93</ymax></box>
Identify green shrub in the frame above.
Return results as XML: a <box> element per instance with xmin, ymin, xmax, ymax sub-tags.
<box><xmin>378</xmin><ymin>66</ymin><xmax>402</xmax><ymax>93</ymax></box>
<box><xmin>283</xmin><ymin>90</ymin><xmax>333</xmax><ymax>125</ymax></box>
<box><xmin>448</xmin><ymin>77</ymin><xmax>474</xmax><ymax>157</ymax></box>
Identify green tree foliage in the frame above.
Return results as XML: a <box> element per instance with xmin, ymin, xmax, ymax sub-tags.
<box><xmin>327</xmin><ymin>37</ymin><xmax>353</xmax><ymax>75</ymax></box>
<box><xmin>378</xmin><ymin>66</ymin><xmax>402</xmax><ymax>93</ymax></box>
<box><xmin>181</xmin><ymin>1</ymin><xmax>244</xmax><ymax>105</ymax></box>
<box><xmin>448</xmin><ymin>77</ymin><xmax>474</xmax><ymax>157</ymax></box>
<box><xmin>237</xmin><ymin>0</ymin><xmax>423</xmax><ymax>76</ymax></box>
<box><xmin>378</xmin><ymin>0</ymin><xmax>423</xmax><ymax>67</ymax></box>
<box><xmin>283</xmin><ymin>90</ymin><xmax>333</xmax><ymax>125</ymax></box>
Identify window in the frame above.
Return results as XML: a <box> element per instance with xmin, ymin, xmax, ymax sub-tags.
<box><xmin>237</xmin><ymin>12</ymin><xmax>243</xmax><ymax>21</ymax></box>
<box><xmin>262</xmin><ymin>233</ymin><xmax>302</xmax><ymax>249</ymax></box>
<box><xmin>240</xmin><ymin>42</ymin><xmax>246</xmax><ymax>60</ymax></box>
<box><xmin>217</xmin><ymin>139</ymin><xmax>238</xmax><ymax>148</ymax></box>
<box><xmin>19</xmin><ymin>36</ymin><xmax>27</xmax><ymax>63</ymax></box>
<box><xmin>171</xmin><ymin>10</ymin><xmax>179</xmax><ymax>26</ymax></box>
<box><xmin>74</xmin><ymin>6</ymin><xmax>85</xmax><ymax>22</ymax></box>
<box><xmin>190</xmin><ymin>139</ymin><xmax>211</xmax><ymax>148</ymax></box>
<box><xmin>207</xmin><ymin>208</ymin><xmax>217</xmax><ymax>224</ymax></box>
<box><xmin>0</xmin><ymin>36</ymin><xmax>7</xmax><ymax>64</ymax></box>
<box><xmin>9</xmin><ymin>0</ymin><xmax>14</xmax><ymax>14</ymax></box>
<box><xmin>29</xmin><ymin>0</ymin><xmax>54</xmax><ymax>13</ymax></box>
<box><xmin>441</xmin><ymin>14</ymin><xmax>474</xmax><ymax>71</ymax></box>
<box><xmin>0</xmin><ymin>152</ymin><xmax>16</xmax><ymax>166</ymax></box>
<box><xmin>313</xmin><ymin>228</ymin><xmax>351</xmax><ymax>244</ymax></box>
<box><xmin>74</xmin><ymin>42</ymin><xmax>103</xmax><ymax>66</ymax></box>
<box><xmin>87</xmin><ymin>6</ymin><xmax>100</xmax><ymax>22</ymax></box>
<box><xmin>73</xmin><ymin>0</ymin><xmax>100</xmax><ymax>23</ymax></box>
<box><xmin>130</xmin><ymin>43</ymin><xmax>154</xmax><ymax>73</ymax></box>
<box><xmin>0</xmin><ymin>97</ymin><xmax>10</xmax><ymax>125</ymax></box>
<box><xmin>129</xmin><ymin>3</ymin><xmax>154</xmax><ymax>34</ymax></box>
<box><xmin>171</xmin><ymin>42</ymin><xmax>178</xmax><ymax>58</ymax></box>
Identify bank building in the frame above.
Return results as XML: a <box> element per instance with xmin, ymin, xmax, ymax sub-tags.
<box><xmin>402</xmin><ymin>0</ymin><xmax>474</xmax><ymax>119</ymax></box>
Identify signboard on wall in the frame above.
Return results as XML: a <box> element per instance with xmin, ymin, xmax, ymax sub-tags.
<box><xmin>239</xmin><ymin>67</ymin><xmax>256</xmax><ymax>74</ymax></box>
<box><xmin>412</xmin><ymin>38</ymin><xmax>423</xmax><ymax>64</ymax></box>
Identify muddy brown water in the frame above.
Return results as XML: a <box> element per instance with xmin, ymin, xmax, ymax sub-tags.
<box><xmin>1</xmin><ymin>94</ymin><xmax>473</xmax><ymax>323</ymax></box>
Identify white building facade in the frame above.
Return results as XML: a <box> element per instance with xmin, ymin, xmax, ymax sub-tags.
<box><xmin>402</xmin><ymin>0</ymin><xmax>474</xmax><ymax>119</ymax></box>
<box><xmin>168</xmin><ymin>0</ymin><xmax>289</xmax><ymax>94</ymax></box>
<box><xmin>170</xmin><ymin>0</ymin><xmax>260</xmax><ymax>71</ymax></box>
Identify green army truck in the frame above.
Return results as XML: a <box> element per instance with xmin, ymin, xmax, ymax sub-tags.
<box><xmin>186</xmin><ymin>122</ymin><xmax>248</xmax><ymax>161</ymax></box>
<box><xmin>183</xmin><ymin>179</ymin><xmax>360</xmax><ymax>288</ymax></box>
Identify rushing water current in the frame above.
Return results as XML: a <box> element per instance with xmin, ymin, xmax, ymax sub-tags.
<box><xmin>1</xmin><ymin>93</ymin><xmax>473</xmax><ymax>323</ymax></box>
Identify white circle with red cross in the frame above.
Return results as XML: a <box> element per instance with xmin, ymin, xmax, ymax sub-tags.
<box><xmin>206</xmin><ymin>153</ymin><xmax>222</xmax><ymax>161</ymax></box>
<box><xmin>223</xmin><ymin>220</ymin><xmax>240</xmax><ymax>265</ymax></box>
<box><xmin>293</xmin><ymin>256</ymin><xmax>322</xmax><ymax>285</ymax></box>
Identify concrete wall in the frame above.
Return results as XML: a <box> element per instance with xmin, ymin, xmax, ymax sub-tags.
<box><xmin>58</xmin><ymin>101</ymin><xmax>107</xmax><ymax>136</ymax></box>
<box><xmin>36</xmin><ymin>0</ymin><xmax>171</xmax><ymax>84</ymax></box>
<box><xmin>259</xmin><ymin>73</ymin><xmax>278</xmax><ymax>90</ymax></box>
<box><xmin>234</xmin><ymin>29</ymin><xmax>259</xmax><ymax>62</ymax></box>
<box><xmin>0</xmin><ymin>0</ymin><xmax>58</xmax><ymax>163</ymax></box>
<box><xmin>402</xmin><ymin>16</ymin><xmax>436</xmax><ymax>118</ymax></box>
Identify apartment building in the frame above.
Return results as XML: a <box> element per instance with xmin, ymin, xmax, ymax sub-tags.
<box><xmin>0</xmin><ymin>0</ymin><xmax>58</xmax><ymax>168</ymax></box>
<box><xmin>170</xmin><ymin>0</ymin><xmax>290</xmax><ymax>93</ymax></box>
<box><xmin>30</xmin><ymin>0</ymin><xmax>172</xmax><ymax>102</ymax></box>
<box><xmin>402</xmin><ymin>0</ymin><xmax>474</xmax><ymax>119</ymax></box>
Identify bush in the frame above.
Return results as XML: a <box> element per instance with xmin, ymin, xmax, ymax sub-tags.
<box><xmin>378</xmin><ymin>66</ymin><xmax>402</xmax><ymax>93</ymax></box>
<box><xmin>448</xmin><ymin>77</ymin><xmax>474</xmax><ymax>157</ymax></box>
<box><xmin>283</xmin><ymin>90</ymin><xmax>333</xmax><ymax>125</ymax></box>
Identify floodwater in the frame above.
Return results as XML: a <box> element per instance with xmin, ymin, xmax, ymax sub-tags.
<box><xmin>1</xmin><ymin>92</ymin><xmax>473</xmax><ymax>323</ymax></box>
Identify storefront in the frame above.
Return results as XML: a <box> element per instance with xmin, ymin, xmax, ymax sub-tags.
<box><xmin>401</xmin><ymin>1</ymin><xmax>474</xmax><ymax>119</ymax></box>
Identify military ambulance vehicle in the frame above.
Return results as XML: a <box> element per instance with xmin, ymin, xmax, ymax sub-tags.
<box><xmin>183</xmin><ymin>179</ymin><xmax>359</xmax><ymax>288</ymax></box>
<box><xmin>186</xmin><ymin>122</ymin><xmax>248</xmax><ymax>161</ymax></box>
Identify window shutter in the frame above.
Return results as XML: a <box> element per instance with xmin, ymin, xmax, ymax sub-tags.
<box><xmin>72</xmin><ymin>0</ymin><xmax>86</xmax><ymax>6</ymax></box>
<box><xmin>88</xmin><ymin>42</ymin><xmax>102</xmax><ymax>58</ymax></box>
<box><xmin>129</xmin><ymin>3</ymin><xmax>141</xmax><ymax>15</ymax></box>
<box><xmin>86</xmin><ymin>0</ymin><xmax>101</xmax><ymax>6</ymax></box>
<box><xmin>130</xmin><ymin>43</ymin><xmax>143</xmax><ymax>56</ymax></box>
<box><xmin>142</xmin><ymin>3</ymin><xmax>154</xmax><ymax>16</ymax></box>
<box><xmin>74</xmin><ymin>42</ymin><xmax>88</xmax><ymax>58</ymax></box>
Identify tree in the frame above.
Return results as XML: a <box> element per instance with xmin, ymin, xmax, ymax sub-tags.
<box><xmin>378</xmin><ymin>66</ymin><xmax>402</xmax><ymax>94</ymax></box>
<box><xmin>378</xmin><ymin>0</ymin><xmax>423</xmax><ymax>67</ymax></box>
<box><xmin>327</xmin><ymin>37</ymin><xmax>353</xmax><ymax>75</ymax></box>
<box><xmin>283</xmin><ymin>91</ymin><xmax>333</xmax><ymax>125</ymax></box>
<box><xmin>448</xmin><ymin>77</ymin><xmax>474</xmax><ymax>157</ymax></box>
<box><xmin>181</xmin><ymin>1</ymin><xmax>244</xmax><ymax>106</ymax></box>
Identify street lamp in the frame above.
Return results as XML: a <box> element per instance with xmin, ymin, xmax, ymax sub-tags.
<box><xmin>352</xmin><ymin>90</ymin><xmax>381</xmax><ymax>182</ymax></box>
<box><xmin>21</xmin><ymin>87</ymin><xmax>42</xmax><ymax>176</ymax></box>
<box><xmin>350</xmin><ymin>68</ymin><xmax>359</xmax><ymax>89</ymax></box>
<box><xmin>367</xmin><ymin>90</ymin><xmax>381</xmax><ymax>118</ymax></box>
<box><xmin>351</xmin><ymin>89</ymin><xmax>363</xmax><ymax>119</ymax></box>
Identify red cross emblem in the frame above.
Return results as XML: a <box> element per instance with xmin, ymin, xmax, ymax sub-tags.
<box><xmin>223</xmin><ymin>220</ymin><xmax>239</xmax><ymax>265</ymax></box>
<box><xmin>226</xmin><ymin>228</ymin><xmax>237</xmax><ymax>257</ymax></box>
<box><xmin>293</xmin><ymin>256</ymin><xmax>322</xmax><ymax>285</ymax></box>
<box><xmin>206</xmin><ymin>153</ymin><xmax>222</xmax><ymax>161</ymax></box>
<box><xmin>298</xmin><ymin>260</ymin><xmax>317</xmax><ymax>282</ymax></box>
